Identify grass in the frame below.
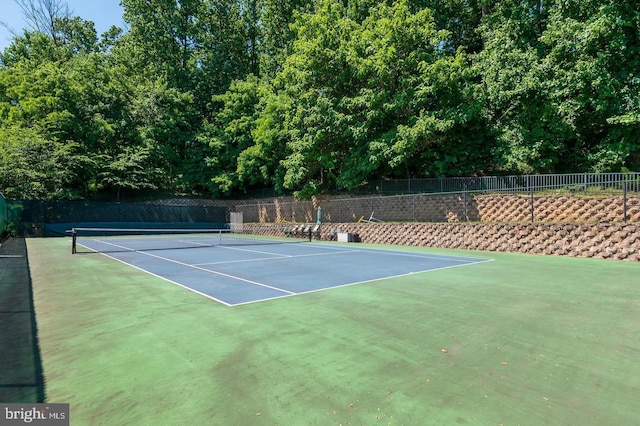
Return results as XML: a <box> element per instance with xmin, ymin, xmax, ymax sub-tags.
<box><xmin>19</xmin><ymin>237</ymin><xmax>640</xmax><ymax>425</ymax></box>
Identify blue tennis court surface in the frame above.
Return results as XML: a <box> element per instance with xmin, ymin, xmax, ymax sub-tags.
<box><xmin>77</xmin><ymin>237</ymin><xmax>492</xmax><ymax>306</ymax></box>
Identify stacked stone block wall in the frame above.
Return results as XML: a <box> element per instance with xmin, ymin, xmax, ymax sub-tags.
<box><xmin>242</xmin><ymin>193</ymin><xmax>640</xmax><ymax>261</ymax></box>
<box><xmin>315</xmin><ymin>223</ymin><xmax>640</xmax><ymax>261</ymax></box>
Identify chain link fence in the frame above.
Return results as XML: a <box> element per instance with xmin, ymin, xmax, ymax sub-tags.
<box><xmin>235</xmin><ymin>174</ymin><xmax>640</xmax><ymax>225</ymax></box>
<box><xmin>369</xmin><ymin>172</ymin><xmax>640</xmax><ymax>194</ymax></box>
<box><xmin>3</xmin><ymin>173</ymin><xmax>640</xmax><ymax>235</ymax></box>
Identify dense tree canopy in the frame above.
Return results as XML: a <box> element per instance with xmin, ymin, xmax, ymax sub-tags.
<box><xmin>1</xmin><ymin>0</ymin><xmax>639</xmax><ymax>199</ymax></box>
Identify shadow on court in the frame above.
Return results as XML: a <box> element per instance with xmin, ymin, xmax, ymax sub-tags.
<box><xmin>0</xmin><ymin>237</ymin><xmax>46</xmax><ymax>402</ymax></box>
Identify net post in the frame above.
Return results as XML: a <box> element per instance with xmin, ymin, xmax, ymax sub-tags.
<box><xmin>71</xmin><ymin>228</ymin><xmax>77</xmax><ymax>254</ymax></box>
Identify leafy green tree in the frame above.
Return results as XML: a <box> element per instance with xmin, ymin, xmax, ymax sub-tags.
<box><xmin>475</xmin><ymin>0</ymin><xmax>640</xmax><ymax>173</ymax></box>
<box><xmin>473</xmin><ymin>7</ymin><xmax>556</xmax><ymax>174</ymax></box>
<box><xmin>99</xmin><ymin>147</ymin><xmax>159</xmax><ymax>201</ymax></box>
<box><xmin>3</xmin><ymin>0</ymin><xmax>639</xmax><ymax>202</ymax></box>
<box><xmin>275</xmin><ymin>0</ymin><xmax>358</xmax><ymax>196</ymax></box>
<box><xmin>121</xmin><ymin>0</ymin><xmax>202</xmax><ymax>90</ymax></box>
<box><xmin>360</xmin><ymin>2</ymin><xmax>488</xmax><ymax>179</ymax></box>
<box><xmin>1</xmin><ymin>29</ymin><xmax>70</xmax><ymax>67</ymax></box>
<box><xmin>121</xmin><ymin>0</ymin><xmax>258</xmax><ymax>114</ymax></box>
<box><xmin>193</xmin><ymin>0</ymin><xmax>253</xmax><ymax>112</ymax></box>
<box><xmin>55</xmin><ymin>16</ymin><xmax>99</xmax><ymax>55</ymax></box>
<box><xmin>127</xmin><ymin>79</ymin><xmax>198</xmax><ymax>190</ymax></box>
<box><xmin>272</xmin><ymin>0</ymin><xmax>487</xmax><ymax>196</ymax></box>
<box><xmin>0</xmin><ymin>46</ymin><xmax>85</xmax><ymax>145</ymax></box>
<box><xmin>260</xmin><ymin>0</ymin><xmax>313</xmax><ymax>78</ymax></box>
<box><xmin>1</xmin><ymin>16</ymin><xmax>153</xmax><ymax>198</ymax></box>
<box><xmin>425</xmin><ymin>0</ymin><xmax>485</xmax><ymax>53</ymax></box>
<box><xmin>239</xmin><ymin>87</ymin><xmax>291</xmax><ymax>193</ymax></box>
<box><xmin>540</xmin><ymin>0</ymin><xmax>640</xmax><ymax>171</ymax></box>
<box><xmin>0</xmin><ymin>126</ymin><xmax>93</xmax><ymax>199</ymax></box>
<box><xmin>195</xmin><ymin>75</ymin><xmax>261</xmax><ymax>196</ymax></box>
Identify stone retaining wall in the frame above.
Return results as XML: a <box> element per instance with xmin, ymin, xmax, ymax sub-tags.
<box><xmin>241</xmin><ymin>193</ymin><xmax>640</xmax><ymax>261</ymax></box>
<box><xmin>475</xmin><ymin>194</ymin><xmax>640</xmax><ymax>223</ymax></box>
<box><xmin>318</xmin><ymin>223</ymin><xmax>640</xmax><ymax>261</ymax></box>
<box><xmin>248</xmin><ymin>222</ymin><xmax>640</xmax><ymax>261</ymax></box>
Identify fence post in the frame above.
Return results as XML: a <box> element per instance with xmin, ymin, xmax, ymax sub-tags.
<box><xmin>412</xmin><ymin>195</ymin><xmax>416</xmax><ymax>222</ymax></box>
<box><xmin>463</xmin><ymin>190</ymin><xmax>468</xmax><ymax>222</ymax></box>
<box><xmin>530</xmin><ymin>189</ymin><xmax>535</xmax><ymax>223</ymax></box>
<box><xmin>623</xmin><ymin>180</ymin><xmax>628</xmax><ymax>223</ymax></box>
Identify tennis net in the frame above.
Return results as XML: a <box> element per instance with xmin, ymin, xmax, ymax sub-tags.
<box><xmin>70</xmin><ymin>224</ymin><xmax>317</xmax><ymax>254</ymax></box>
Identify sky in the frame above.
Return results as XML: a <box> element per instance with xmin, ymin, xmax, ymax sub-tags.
<box><xmin>0</xmin><ymin>0</ymin><xmax>126</xmax><ymax>51</ymax></box>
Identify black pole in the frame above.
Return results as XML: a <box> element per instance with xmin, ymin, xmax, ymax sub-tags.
<box><xmin>530</xmin><ymin>189</ymin><xmax>535</xmax><ymax>223</ymax></box>
<box><xmin>71</xmin><ymin>229</ymin><xmax>77</xmax><ymax>254</ymax></box>
<box><xmin>623</xmin><ymin>180</ymin><xmax>628</xmax><ymax>224</ymax></box>
<box><xmin>463</xmin><ymin>190</ymin><xmax>468</xmax><ymax>222</ymax></box>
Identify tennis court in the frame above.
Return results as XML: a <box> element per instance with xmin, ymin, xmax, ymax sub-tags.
<box><xmin>10</xmin><ymin>236</ymin><xmax>640</xmax><ymax>425</ymax></box>
<box><xmin>73</xmin><ymin>229</ymin><xmax>492</xmax><ymax>306</ymax></box>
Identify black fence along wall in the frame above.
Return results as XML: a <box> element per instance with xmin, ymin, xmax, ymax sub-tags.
<box><xmin>235</xmin><ymin>193</ymin><xmax>640</xmax><ymax>225</ymax></box>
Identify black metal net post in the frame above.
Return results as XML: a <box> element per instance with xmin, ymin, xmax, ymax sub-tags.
<box><xmin>71</xmin><ymin>228</ymin><xmax>77</xmax><ymax>254</ymax></box>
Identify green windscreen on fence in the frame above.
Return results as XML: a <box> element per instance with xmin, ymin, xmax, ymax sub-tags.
<box><xmin>0</xmin><ymin>193</ymin><xmax>7</xmax><ymax>235</ymax></box>
<box><xmin>7</xmin><ymin>199</ymin><xmax>229</xmax><ymax>236</ymax></box>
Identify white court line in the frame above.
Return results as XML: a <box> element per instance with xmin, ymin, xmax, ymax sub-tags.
<box><xmin>219</xmin><ymin>241</ymin><xmax>477</xmax><ymax>263</ymax></box>
<box><xmin>214</xmin><ymin>245</ymin><xmax>293</xmax><ymax>257</ymax></box>
<box><xmin>300</xmin><ymin>243</ymin><xmax>489</xmax><ymax>263</ymax></box>
<box><xmin>81</xmin><ymin>238</ymin><xmax>494</xmax><ymax>307</ymax></box>
<box><xmin>87</xmin><ymin>239</ymin><xmax>296</xmax><ymax>295</ymax></box>
<box><xmin>78</xmin><ymin>244</ymin><xmax>234</xmax><ymax>306</ymax></box>
<box><xmin>194</xmin><ymin>249</ymin><xmax>362</xmax><ymax>266</ymax></box>
<box><xmin>231</xmin><ymin>257</ymin><xmax>495</xmax><ymax>307</ymax></box>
